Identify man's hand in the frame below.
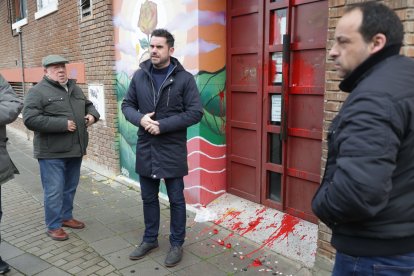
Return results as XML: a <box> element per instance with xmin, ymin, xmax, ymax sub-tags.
<box><xmin>140</xmin><ymin>112</ymin><xmax>158</xmax><ymax>128</ymax></box>
<box><xmin>140</xmin><ymin>112</ymin><xmax>160</xmax><ymax>135</ymax></box>
<box><xmin>145</xmin><ymin>124</ymin><xmax>160</xmax><ymax>135</ymax></box>
<box><xmin>67</xmin><ymin>120</ymin><xmax>76</xmax><ymax>132</ymax></box>
<box><xmin>84</xmin><ymin>114</ymin><xmax>96</xmax><ymax>127</ymax></box>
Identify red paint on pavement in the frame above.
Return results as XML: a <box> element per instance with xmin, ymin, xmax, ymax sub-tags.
<box><xmin>231</xmin><ymin>221</ymin><xmax>244</xmax><ymax>231</ymax></box>
<box><xmin>246</xmin><ymin>214</ymin><xmax>300</xmax><ymax>258</ymax></box>
<box><xmin>256</xmin><ymin>207</ymin><xmax>267</xmax><ymax>216</ymax></box>
<box><xmin>252</xmin><ymin>258</ymin><xmax>262</xmax><ymax>267</ymax></box>
<box><xmin>223</xmin><ymin>232</ymin><xmax>234</xmax><ymax>241</ymax></box>
<box><xmin>240</xmin><ymin>217</ymin><xmax>263</xmax><ymax>236</ymax></box>
<box><xmin>197</xmin><ymin>210</ymin><xmax>242</xmax><ymax>237</ymax></box>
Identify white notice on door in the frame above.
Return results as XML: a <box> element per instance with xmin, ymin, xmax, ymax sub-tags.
<box><xmin>271</xmin><ymin>95</ymin><xmax>281</xmax><ymax>122</ymax></box>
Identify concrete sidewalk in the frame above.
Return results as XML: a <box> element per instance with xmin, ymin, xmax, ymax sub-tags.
<box><xmin>0</xmin><ymin>128</ymin><xmax>318</xmax><ymax>276</ymax></box>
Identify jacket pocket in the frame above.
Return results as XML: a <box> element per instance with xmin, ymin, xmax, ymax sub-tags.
<box><xmin>45</xmin><ymin>96</ymin><xmax>67</xmax><ymax>115</ymax></box>
<box><xmin>47</xmin><ymin>132</ymin><xmax>74</xmax><ymax>153</ymax></box>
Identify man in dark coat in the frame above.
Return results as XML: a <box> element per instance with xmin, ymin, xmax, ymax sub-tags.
<box><xmin>0</xmin><ymin>74</ymin><xmax>23</xmax><ymax>274</ymax></box>
<box><xmin>122</xmin><ymin>29</ymin><xmax>203</xmax><ymax>267</ymax></box>
<box><xmin>23</xmin><ymin>55</ymin><xmax>100</xmax><ymax>241</ymax></box>
<box><xmin>312</xmin><ymin>2</ymin><xmax>414</xmax><ymax>275</ymax></box>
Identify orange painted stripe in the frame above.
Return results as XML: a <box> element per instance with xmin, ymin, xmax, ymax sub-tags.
<box><xmin>0</xmin><ymin>63</ymin><xmax>86</xmax><ymax>84</ymax></box>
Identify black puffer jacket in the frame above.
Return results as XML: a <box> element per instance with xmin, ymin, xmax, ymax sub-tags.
<box><xmin>312</xmin><ymin>45</ymin><xmax>414</xmax><ymax>256</ymax></box>
<box><xmin>23</xmin><ymin>77</ymin><xmax>100</xmax><ymax>159</ymax></box>
<box><xmin>0</xmin><ymin>74</ymin><xmax>23</xmax><ymax>185</ymax></box>
<box><xmin>121</xmin><ymin>57</ymin><xmax>203</xmax><ymax>179</ymax></box>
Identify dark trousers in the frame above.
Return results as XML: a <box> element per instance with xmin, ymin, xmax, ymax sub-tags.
<box><xmin>139</xmin><ymin>176</ymin><xmax>186</xmax><ymax>246</ymax></box>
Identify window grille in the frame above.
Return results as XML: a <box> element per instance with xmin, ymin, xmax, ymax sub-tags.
<box><xmin>81</xmin><ymin>0</ymin><xmax>92</xmax><ymax>18</ymax></box>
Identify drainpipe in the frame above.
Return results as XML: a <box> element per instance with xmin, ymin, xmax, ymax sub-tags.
<box><xmin>17</xmin><ymin>28</ymin><xmax>31</xmax><ymax>140</ymax></box>
<box><xmin>17</xmin><ymin>28</ymin><xmax>26</xmax><ymax>97</ymax></box>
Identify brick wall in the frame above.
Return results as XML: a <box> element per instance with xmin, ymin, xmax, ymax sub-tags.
<box><xmin>0</xmin><ymin>1</ymin><xmax>119</xmax><ymax>174</ymax></box>
<box><xmin>0</xmin><ymin>1</ymin><xmax>20</xmax><ymax>68</ymax></box>
<box><xmin>316</xmin><ymin>0</ymin><xmax>414</xmax><ymax>270</ymax></box>
<box><xmin>78</xmin><ymin>0</ymin><xmax>118</xmax><ymax>172</ymax></box>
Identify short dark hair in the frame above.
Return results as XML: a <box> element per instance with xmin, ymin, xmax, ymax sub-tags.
<box><xmin>151</xmin><ymin>29</ymin><xmax>175</xmax><ymax>48</ymax></box>
<box><xmin>346</xmin><ymin>1</ymin><xmax>404</xmax><ymax>47</ymax></box>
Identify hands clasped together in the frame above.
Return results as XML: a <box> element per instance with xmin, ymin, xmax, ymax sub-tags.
<box><xmin>67</xmin><ymin>114</ymin><xmax>96</xmax><ymax>132</ymax></box>
<box><xmin>140</xmin><ymin>112</ymin><xmax>160</xmax><ymax>135</ymax></box>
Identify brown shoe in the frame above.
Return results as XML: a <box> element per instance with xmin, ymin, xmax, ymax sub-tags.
<box><xmin>62</xmin><ymin>219</ymin><xmax>85</xmax><ymax>229</ymax></box>
<box><xmin>47</xmin><ymin>228</ymin><xmax>69</xmax><ymax>241</ymax></box>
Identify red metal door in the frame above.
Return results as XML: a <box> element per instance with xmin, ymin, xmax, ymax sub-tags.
<box><xmin>261</xmin><ymin>0</ymin><xmax>327</xmax><ymax>222</ymax></box>
<box><xmin>226</xmin><ymin>0</ymin><xmax>327</xmax><ymax>222</ymax></box>
<box><xmin>226</xmin><ymin>0</ymin><xmax>264</xmax><ymax>203</ymax></box>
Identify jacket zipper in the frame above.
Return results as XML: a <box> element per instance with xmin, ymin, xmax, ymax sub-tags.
<box><xmin>154</xmin><ymin>65</ymin><xmax>176</xmax><ymax>107</ymax></box>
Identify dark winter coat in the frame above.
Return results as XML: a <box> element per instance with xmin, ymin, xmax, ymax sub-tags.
<box><xmin>0</xmin><ymin>74</ymin><xmax>23</xmax><ymax>185</ymax></box>
<box><xmin>312</xmin><ymin>45</ymin><xmax>414</xmax><ymax>256</ymax></box>
<box><xmin>121</xmin><ymin>57</ymin><xmax>203</xmax><ymax>178</ymax></box>
<box><xmin>23</xmin><ymin>77</ymin><xmax>100</xmax><ymax>159</ymax></box>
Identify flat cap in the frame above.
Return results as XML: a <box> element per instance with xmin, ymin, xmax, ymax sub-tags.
<box><xmin>42</xmin><ymin>55</ymin><xmax>69</xmax><ymax>67</ymax></box>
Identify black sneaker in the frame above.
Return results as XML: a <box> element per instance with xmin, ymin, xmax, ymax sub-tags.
<box><xmin>0</xmin><ymin>257</ymin><xmax>10</xmax><ymax>274</ymax></box>
<box><xmin>164</xmin><ymin>245</ymin><xmax>183</xmax><ymax>267</ymax></box>
<box><xmin>129</xmin><ymin>241</ymin><xmax>159</xmax><ymax>260</ymax></box>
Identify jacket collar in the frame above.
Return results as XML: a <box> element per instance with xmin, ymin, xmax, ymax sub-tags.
<box><xmin>339</xmin><ymin>44</ymin><xmax>401</xmax><ymax>92</ymax></box>
<box><xmin>43</xmin><ymin>76</ymin><xmax>76</xmax><ymax>94</ymax></box>
<box><xmin>43</xmin><ymin>76</ymin><xmax>75</xmax><ymax>87</ymax></box>
<box><xmin>140</xmin><ymin>56</ymin><xmax>183</xmax><ymax>74</ymax></box>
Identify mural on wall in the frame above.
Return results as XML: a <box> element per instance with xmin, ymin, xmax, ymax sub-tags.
<box><xmin>113</xmin><ymin>0</ymin><xmax>226</xmax><ymax>206</ymax></box>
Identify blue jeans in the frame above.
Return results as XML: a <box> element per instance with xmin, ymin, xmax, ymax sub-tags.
<box><xmin>333</xmin><ymin>251</ymin><xmax>414</xmax><ymax>276</ymax></box>
<box><xmin>38</xmin><ymin>157</ymin><xmax>82</xmax><ymax>230</ymax></box>
<box><xmin>139</xmin><ymin>176</ymin><xmax>186</xmax><ymax>246</ymax></box>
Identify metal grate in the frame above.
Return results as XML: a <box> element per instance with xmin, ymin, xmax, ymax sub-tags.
<box><xmin>80</xmin><ymin>0</ymin><xmax>92</xmax><ymax>18</ymax></box>
<box><xmin>9</xmin><ymin>82</ymin><xmax>24</xmax><ymax>99</ymax></box>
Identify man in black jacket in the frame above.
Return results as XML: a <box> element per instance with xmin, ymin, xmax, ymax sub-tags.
<box><xmin>122</xmin><ymin>29</ymin><xmax>203</xmax><ymax>267</ymax></box>
<box><xmin>312</xmin><ymin>2</ymin><xmax>414</xmax><ymax>275</ymax></box>
<box><xmin>23</xmin><ymin>55</ymin><xmax>99</xmax><ymax>241</ymax></box>
<box><xmin>0</xmin><ymin>74</ymin><xmax>23</xmax><ymax>274</ymax></box>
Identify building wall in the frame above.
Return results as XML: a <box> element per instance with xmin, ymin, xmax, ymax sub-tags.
<box><xmin>316</xmin><ymin>0</ymin><xmax>414</xmax><ymax>270</ymax></box>
<box><xmin>0</xmin><ymin>0</ymin><xmax>119</xmax><ymax>173</ymax></box>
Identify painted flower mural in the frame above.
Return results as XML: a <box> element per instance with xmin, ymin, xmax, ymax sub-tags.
<box><xmin>137</xmin><ymin>0</ymin><xmax>157</xmax><ymax>62</ymax></box>
<box><xmin>138</xmin><ymin>0</ymin><xmax>157</xmax><ymax>35</ymax></box>
<box><xmin>115</xmin><ymin>0</ymin><xmax>227</xmax><ymax>204</ymax></box>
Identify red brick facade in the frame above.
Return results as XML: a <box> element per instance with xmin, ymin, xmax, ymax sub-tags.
<box><xmin>0</xmin><ymin>0</ymin><xmax>119</xmax><ymax>173</ymax></box>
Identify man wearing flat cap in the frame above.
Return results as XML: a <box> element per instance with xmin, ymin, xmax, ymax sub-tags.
<box><xmin>23</xmin><ymin>55</ymin><xmax>100</xmax><ymax>241</ymax></box>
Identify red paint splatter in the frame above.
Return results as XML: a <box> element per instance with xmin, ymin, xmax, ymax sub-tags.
<box><xmin>231</xmin><ymin>221</ymin><xmax>243</xmax><ymax>231</ymax></box>
<box><xmin>213</xmin><ymin>229</ymin><xmax>219</xmax><ymax>234</ymax></box>
<box><xmin>197</xmin><ymin>210</ymin><xmax>242</xmax><ymax>237</ymax></box>
<box><xmin>219</xmin><ymin>90</ymin><xmax>225</xmax><ymax>101</ymax></box>
<box><xmin>256</xmin><ymin>207</ymin><xmax>266</xmax><ymax>216</ymax></box>
<box><xmin>252</xmin><ymin>258</ymin><xmax>262</xmax><ymax>267</ymax></box>
<box><xmin>226</xmin><ymin>243</ymin><xmax>232</xmax><ymax>249</ymax></box>
<box><xmin>223</xmin><ymin>232</ymin><xmax>234</xmax><ymax>241</ymax></box>
<box><xmin>240</xmin><ymin>217</ymin><xmax>263</xmax><ymax>236</ymax></box>
<box><xmin>246</xmin><ymin>214</ymin><xmax>300</xmax><ymax>258</ymax></box>
<box><xmin>265</xmin><ymin>223</ymin><xmax>278</xmax><ymax>230</ymax></box>
<box><xmin>214</xmin><ymin>210</ymin><xmax>242</xmax><ymax>225</ymax></box>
